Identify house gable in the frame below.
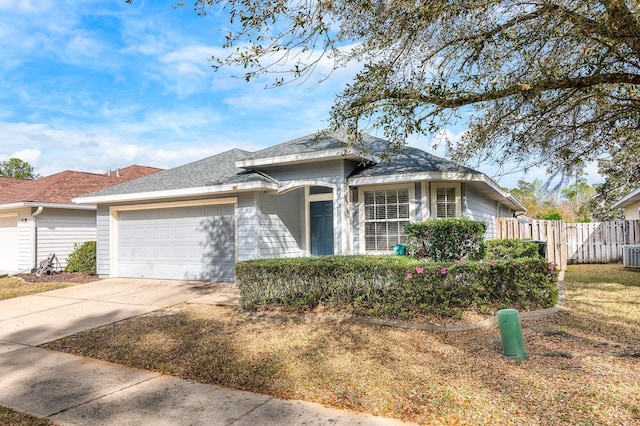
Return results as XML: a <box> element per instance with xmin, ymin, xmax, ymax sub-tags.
<box><xmin>235</xmin><ymin>131</ymin><xmax>380</xmax><ymax>169</ymax></box>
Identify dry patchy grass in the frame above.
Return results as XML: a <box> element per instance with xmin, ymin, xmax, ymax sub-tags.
<box><xmin>0</xmin><ymin>277</ymin><xmax>75</xmax><ymax>300</ymax></box>
<box><xmin>566</xmin><ymin>263</ymin><xmax>640</xmax><ymax>287</ymax></box>
<box><xmin>0</xmin><ymin>272</ymin><xmax>99</xmax><ymax>300</ymax></box>
<box><xmin>0</xmin><ymin>406</ymin><xmax>55</xmax><ymax>426</ymax></box>
<box><xmin>47</xmin><ymin>264</ymin><xmax>640</xmax><ymax>425</ymax></box>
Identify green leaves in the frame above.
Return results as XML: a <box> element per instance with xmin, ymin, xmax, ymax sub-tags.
<box><xmin>181</xmin><ymin>0</ymin><xmax>640</xmax><ymax>179</ymax></box>
<box><xmin>485</xmin><ymin>239</ymin><xmax>540</xmax><ymax>260</ymax></box>
<box><xmin>235</xmin><ymin>255</ymin><xmax>558</xmax><ymax>319</ymax></box>
<box><xmin>404</xmin><ymin>218</ymin><xmax>487</xmax><ymax>262</ymax></box>
<box><xmin>0</xmin><ymin>158</ymin><xmax>39</xmax><ymax>179</ymax></box>
<box><xmin>65</xmin><ymin>241</ymin><xmax>97</xmax><ymax>275</ymax></box>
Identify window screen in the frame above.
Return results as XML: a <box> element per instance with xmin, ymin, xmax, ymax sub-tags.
<box><xmin>436</xmin><ymin>187</ymin><xmax>457</xmax><ymax>218</ymax></box>
<box><xmin>363</xmin><ymin>188</ymin><xmax>410</xmax><ymax>251</ymax></box>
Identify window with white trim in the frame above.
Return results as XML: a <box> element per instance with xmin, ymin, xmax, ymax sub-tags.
<box><xmin>431</xmin><ymin>184</ymin><xmax>461</xmax><ymax>218</ymax></box>
<box><xmin>363</xmin><ymin>188</ymin><xmax>410</xmax><ymax>251</ymax></box>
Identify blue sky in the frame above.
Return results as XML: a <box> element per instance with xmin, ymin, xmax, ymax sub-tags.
<box><xmin>0</xmin><ymin>0</ymin><xmax>601</xmax><ymax>189</ymax></box>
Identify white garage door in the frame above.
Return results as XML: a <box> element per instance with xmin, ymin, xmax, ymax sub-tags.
<box><xmin>117</xmin><ymin>205</ymin><xmax>235</xmax><ymax>281</ymax></box>
<box><xmin>0</xmin><ymin>215</ymin><xmax>18</xmax><ymax>271</ymax></box>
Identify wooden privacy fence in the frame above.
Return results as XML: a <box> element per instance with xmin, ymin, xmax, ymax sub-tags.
<box><xmin>495</xmin><ymin>218</ymin><xmax>640</xmax><ymax>270</ymax></box>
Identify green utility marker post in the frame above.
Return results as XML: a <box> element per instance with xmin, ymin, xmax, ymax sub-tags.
<box><xmin>497</xmin><ymin>309</ymin><xmax>529</xmax><ymax>362</ymax></box>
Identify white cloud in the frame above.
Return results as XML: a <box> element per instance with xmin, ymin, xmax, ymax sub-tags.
<box><xmin>145</xmin><ymin>45</ymin><xmax>224</xmax><ymax>96</ymax></box>
<box><xmin>64</xmin><ymin>33</ymin><xmax>104</xmax><ymax>60</ymax></box>
<box><xmin>0</xmin><ymin>0</ymin><xmax>54</xmax><ymax>13</ymax></box>
<box><xmin>0</xmin><ymin>119</ymin><xmax>261</xmax><ymax>177</ymax></box>
<box><xmin>8</xmin><ymin>148</ymin><xmax>40</xmax><ymax>164</ymax></box>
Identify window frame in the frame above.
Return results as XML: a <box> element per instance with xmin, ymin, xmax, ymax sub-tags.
<box><xmin>430</xmin><ymin>183</ymin><xmax>462</xmax><ymax>219</ymax></box>
<box><xmin>358</xmin><ymin>185</ymin><xmax>415</xmax><ymax>254</ymax></box>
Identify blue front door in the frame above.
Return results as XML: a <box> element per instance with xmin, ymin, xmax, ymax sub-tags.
<box><xmin>310</xmin><ymin>200</ymin><xmax>334</xmax><ymax>256</ymax></box>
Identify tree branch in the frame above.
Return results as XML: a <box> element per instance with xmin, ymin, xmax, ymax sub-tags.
<box><xmin>350</xmin><ymin>72</ymin><xmax>640</xmax><ymax>110</ymax></box>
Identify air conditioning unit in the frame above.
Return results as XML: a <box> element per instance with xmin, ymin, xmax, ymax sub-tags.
<box><xmin>622</xmin><ymin>245</ymin><xmax>640</xmax><ymax>269</ymax></box>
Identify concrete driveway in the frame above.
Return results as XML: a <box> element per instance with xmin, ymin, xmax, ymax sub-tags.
<box><xmin>0</xmin><ymin>278</ymin><xmax>411</xmax><ymax>426</ymax></box>
<box><xmin>0</xmin><ymin>278</ymin><xmax>239</xmax><ymax>346</ymax></box>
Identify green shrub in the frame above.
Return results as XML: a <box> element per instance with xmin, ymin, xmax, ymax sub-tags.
<box><xmin>485</xmin><ymin>239</ymin><xmax>540</xmax><ymax>260</ymax></box>
<box><xmin>236</xmin><ymin>255</ymin><xmax>558</xmax><ymax>319</ymax></box>
<box><xmin>65</xmin><ymin>241</ymin><xmax>97</xmax><ymax>275</ymax></box>
<box><xmin>404</xmin><ymin>218</ymin><xmax>487</xmax><ymax>261</ymax></box>
<box><xmin>535</xmin><ymin>208</ymin><xmax>563</xmax><ymax>220</ymax></box>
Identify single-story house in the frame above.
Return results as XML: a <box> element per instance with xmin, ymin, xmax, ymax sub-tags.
<box><xmin>75</xmin><ymin>131</ymin><xmax>525</xmax><ymax>282</ymax></box>
<box><xmin>613</xmin><ymin>187</ymin><xmax>640</xmax><ymax>220</ymax></box>
<box><xmin>0</xmin><ymin>165</ymin><xmax>162</xmax><ymax>273</ymax></box>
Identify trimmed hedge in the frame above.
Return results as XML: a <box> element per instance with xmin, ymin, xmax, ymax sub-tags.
<box><xmin>65</xmin><ymin>241</ymin><xmax>97</xmax><ymax>275</ymax></box>
<box><xmin>236</xmin><ymin>255</ymin><xmax>558</xmax><ymax>319</ymax></box>
<box><xmin>404</xmin><ymin>218</ymin><xmax>487</xmax><ymax>261</ymax></box>
<box><xmin>485</xmin><ymin>239</ymin><xmax>540</xmax><ymax>260</ymax></box>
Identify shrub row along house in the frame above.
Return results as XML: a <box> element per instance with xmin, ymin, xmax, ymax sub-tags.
<box><xmin>73</xmin><ymin>131</ymin><xmax>525</xmax><ymax>281</ymax></box>
<box><xmin>0</xmin><ymin>166</ymin><xmax>162</xmax><ymax>272</ymax></box>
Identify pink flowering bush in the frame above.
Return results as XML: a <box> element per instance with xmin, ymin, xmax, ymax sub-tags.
<box><xmin>236</xmin><ymin>255</ymin><xmax>558</xmax><ymax>318</ymax></box>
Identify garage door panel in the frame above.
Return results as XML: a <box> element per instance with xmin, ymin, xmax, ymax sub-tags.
<box><xmin>117</xmin><ymin>205</ymin><xmax>235</xmax><ymax>281</ymax></box>
<box><xmin>0</xmin><ymin>216</ymin><xmax>18</xmax><ymax>271</ymax></box>
<box><xmin>202</xmin><ymin>216</ymin><xmax>235</xmax><ymax>261</ymax></box>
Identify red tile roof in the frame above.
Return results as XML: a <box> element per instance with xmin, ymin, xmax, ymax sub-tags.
<box><xmin>0</xmin><ymin>165</ymin><xmax>163</xmax><ymax>205</ymax></box>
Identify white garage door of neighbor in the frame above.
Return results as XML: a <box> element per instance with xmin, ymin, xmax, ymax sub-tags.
<box><xmin>117</xmin><ymin>205</ymin><xmax>235</xmax><ymax>281</ymax></box>
<box><xmin>0</xmin><ymin>215</ymin><xmax>18</xmax><ymax>271</ymax></box>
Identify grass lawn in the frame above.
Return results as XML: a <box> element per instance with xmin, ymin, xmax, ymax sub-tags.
<box><xmin>0</xmin><ymin>276</ymin><xmax>74</xmax><ymax>300</ymax></box>
<box><xmin>46</xmin><ymin>264</ymin><xmax>640</xmax><ymax>425</ymax></box>
<box><xmin>0</xmin><ymin>406</ymin><xmax>54</xmax><ymax>426</ymax></box>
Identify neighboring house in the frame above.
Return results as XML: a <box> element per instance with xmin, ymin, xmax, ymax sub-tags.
<box><xmin>75</xmin><ymin>132</ymin><xmax>525</xmax><ymax>282</ymax></box>
<box><xmin>612</xmin><ymin>187</ymin><xmax>640</xmax><ymax>220</ymax></box>
<box><xmin>0</xmin><ymin>165</ymin><xmax>162</xmax><ymax>273</ymax></box>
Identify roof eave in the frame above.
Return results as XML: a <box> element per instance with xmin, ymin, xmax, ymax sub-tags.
<box><xmin>0</xmin><ymin>202</ymin><xmax>96</xmax><ymax>211</ymax></box>
<box><xmin>348</xmin><ymin>171</ymin><xmax>527</xmax><ymax>212</ymax></box>
<box><xmin>348</xmin><ymin>171</ymin><xmax>484</xmax><ymax>186</ymax></box>
<box><xmin>612</xmin><ymin>187</ymin><xmax>640</xmax><ymax>209</ymax></box>
<box><xmin>505</xmin><ymin>194</ymin><xmax>527</xmax><ymax>213</ymax></box>
<box><xmin>73</xmin><ymin>181</ymin><xmax>279</xmax><ymax>205</ymax></box>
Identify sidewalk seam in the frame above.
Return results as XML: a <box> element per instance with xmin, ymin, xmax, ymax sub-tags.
<box><xmin>0</xmin><ymin>298</ymin><xmax>85</xmax><ymax>321</ymax></box>
<box><xmin>228</xmin><ymin>396</ymin><xmax>274</xmax><ymax>425</ymax></box>
<box><xmin>45</xmin><ymin>371</ymin><xmax>162</xmax><ymax>419</ymax></box>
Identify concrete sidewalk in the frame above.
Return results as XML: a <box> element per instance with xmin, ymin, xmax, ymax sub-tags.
<box><xmin>0</xmin><ymin>278</ymin><xmax>411</xmax><ymax>426</ymax></box>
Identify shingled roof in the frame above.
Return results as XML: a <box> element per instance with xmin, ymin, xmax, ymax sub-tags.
<box><xmin>73</xmin><ymin>132</ymin><xmax>523</xmax><ymax>211</ymax></box>
<box><xmin>75</xmin><ymin>132</ymin><xmax>495</xmax><ymax>197</ymax></box>
<box><xmin>0</xmin><ymin>165</ymin><xmax>162</xmax><ymax>205</ymax></box>
<box><xmin>78</xmin><ymin>149</ymin><xmax>276</xmax><ymax>199</ymax></box>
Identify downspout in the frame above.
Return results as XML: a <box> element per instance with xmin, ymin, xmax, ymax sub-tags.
<box><xmin>31</xmin><ymin>207</ymin><xmax>44</xmax><ymax>271</ymax></box>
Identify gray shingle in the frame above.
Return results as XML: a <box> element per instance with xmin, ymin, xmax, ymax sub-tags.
<box><xmin>83</xmin><ymin>149</ymin><xmax>271</xmax><ymax>197</ymax></box>
<box><xmin>244</xmin><ymin>129</ymin><xmax>389</xmax><ymax>160</ymax></box>
<box><xmin>81</xmin><ymin>132</ymin><xmax>482</xmax><ymax>199</ymax></box>
<box><xmin>246</xmin><ymin>129</ymin><xmax>479</xmax><ymax>177</ymax></box>
<box><xmin>349</xmin><ymin>145</ymin><xmax>479</xmax><ymax>178</ymax></box>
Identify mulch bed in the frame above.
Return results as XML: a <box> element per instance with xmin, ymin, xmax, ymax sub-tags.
<box><xmin>15</xmin><ymin>272</ymin><xmax>99</xmax><ymax>284</ymax></box>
